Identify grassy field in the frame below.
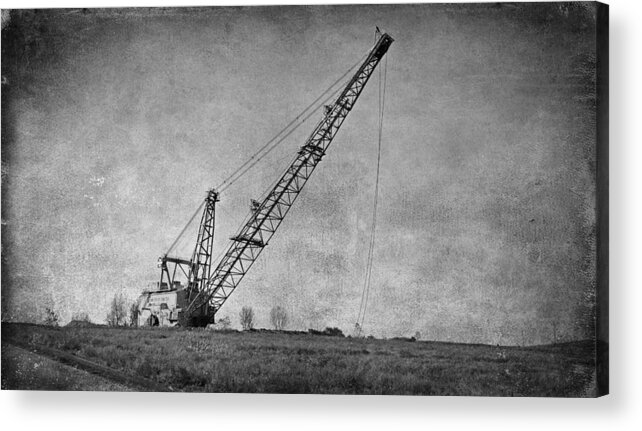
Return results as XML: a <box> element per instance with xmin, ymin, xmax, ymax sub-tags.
<box><xmin>1</xmin><ymin>322</ymin><xmax>596</xmax><ymax>396</ymax></box>
<box><xmin>1</xmin><ymin>342</ymin><xmax>133</xmax><ymax>391</ymax></box>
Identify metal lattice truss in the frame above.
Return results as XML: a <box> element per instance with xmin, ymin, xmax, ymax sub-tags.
<box><xmin>187</xmin><ymin>190</ymin><xmax>219</xmax><ymax>297</ymax></box>
<box><xmin>160</xmin><ymin>190</ymin><xmax>218</xmax><ymax>296</ymax></box>
<box><xmin>187</xmin><ymin>33</ymin><xmax>394</xmax><ymax>317</ymax></box>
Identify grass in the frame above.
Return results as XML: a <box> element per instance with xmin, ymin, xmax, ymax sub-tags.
<box><xmin>1</xmin><ymin>341</ymin><xmax>133</xmax><ymax>391</ymax></box>
<box><xmin>1</xmin><ymin>322</ymin><xmax>597</xmax><ymax>396</ymax></box>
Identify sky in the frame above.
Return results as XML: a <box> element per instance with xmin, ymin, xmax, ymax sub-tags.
<box><xmin>1</xmin><ymin>3</ymin><xmax>599</xmax><ymax>344</ymax></box>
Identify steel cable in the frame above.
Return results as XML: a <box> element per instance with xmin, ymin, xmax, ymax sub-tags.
<box><xmin>215</xmin><ymin>52</ymin><xmax>369</xmax><ymax>193</ymax></box>
<box><xmin>163</xmin><ymin>51</ymin><xmax>369</xmax><ymax>254</ymax></box>
<box><xmin>356</xmin><ymin>50</ymin><xmax>388</xmax><ymax>334</ymax></box>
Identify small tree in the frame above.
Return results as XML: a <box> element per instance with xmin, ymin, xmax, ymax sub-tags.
<box><xmin>129</xmin><ymin>301</ymin><xmax>139</xmax><ymax>327</ymax></box>
<box><xmin>270</xmin><ymin>305</ymin><xmax>288</xmax><ymax>330</ymax></box>
<box><xmin>106</xmin><ymin>293</ymin><xmax>127</xmax><ymax>327</ymax></box>
<box><xmin>44</xmin><ymin>307</ymin><xmax>59</xmax><ymax>326</ymax></box>
<box><xmin>239</xmin><ymin>306</ymin><xmax>255</xmax><ymax>330</ymax></box>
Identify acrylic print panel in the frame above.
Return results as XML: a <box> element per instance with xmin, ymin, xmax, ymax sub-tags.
<box><xmin>0</xmin><ymin>2</ymin><xmax>608</xmax><ymax>396</ymax></box>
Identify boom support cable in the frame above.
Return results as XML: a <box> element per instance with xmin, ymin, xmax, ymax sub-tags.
<box><xmin>166</xmin><ymin>200</ymin><xmax>205</xmax><ymax>255</ymax></box>
<box><xmin>216</xmin><ymin>52</ymin><xmax>369</xmax><ymax>193</ymax></box>
<box><xmin>217</xmin><ymin>83</ymin><xmax>341</xmax><ymax>194</ymax></box>
<box><xmin>163</xmin><ymin>52</ymin><xmax>369</xmax><ymax>254</ymax></box>
<box><xmin>356</xmin><ymin>50</ymin><xmax>388</xmax><ymax>335</ymax></box>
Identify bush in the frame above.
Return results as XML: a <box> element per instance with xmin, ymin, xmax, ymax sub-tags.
<box><xmin>207</xmin><ymin>316</ymin><xmax>234</xmax><ymax>331</ymax></box>
<box><xmin>392</xmin><ymin>336</ymin><xmax>416</xmax><ymax>342</ymax></box>
<box><xmin>71</xmin><ymin>312</ymin><xmax>91</xmax><ymax>322</ymax></box>
<box><xmin>323</xmin><ymin>327</ymin><xmax>345</xmax><ymax>337</ymax></box>
<box><xmin>43</xmin><ymin>307</ymin><xmax>59</xmax><ymax>326</ymax></box>
<box><xmin>218</xmin><ymin>316</ymin><xmax>232</xmax><ymax>329</ymax></box>
<box><xmin>308</xmin><ymin>327</ymin><xmax>345</xmax><ymax>337</ymax></box>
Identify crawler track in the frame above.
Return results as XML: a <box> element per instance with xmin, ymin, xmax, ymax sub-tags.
<box><xmin>2</xmin><ymin>337</ymin><xmax>171</xmax><ymax>392</ymax></box>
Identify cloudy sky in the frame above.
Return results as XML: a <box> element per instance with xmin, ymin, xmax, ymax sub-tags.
<box><xmin>1</xmin><ymin>3</ymin><xmax>598</xmax><ymax>344</ymax></box>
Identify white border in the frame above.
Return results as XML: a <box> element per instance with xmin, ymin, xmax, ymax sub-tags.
<box><xmin>1</xmin><ymin>0</ymin><xmax>640</xmax><ymax>430</ymax></box>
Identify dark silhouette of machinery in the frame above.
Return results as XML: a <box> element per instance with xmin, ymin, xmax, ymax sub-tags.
<box><xmin>137</xmin><ymin>32</ymin><xmax>393</xmax><ymax>327</ymax></box>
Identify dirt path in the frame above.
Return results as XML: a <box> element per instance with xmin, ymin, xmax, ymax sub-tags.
<box><xmin>2</xmin><ymin>339</ymin><xmax>170</xmax><ymax>392</ymax></box>
<box><xmin>1</xmin><ymin>342</ymin><xmax>133</xmax><ymax>391</ymax></box>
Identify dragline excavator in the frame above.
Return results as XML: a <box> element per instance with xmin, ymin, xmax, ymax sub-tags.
<box><xmin>137</xmin><ymin>32</ymin><xmax>394</xmax><ymax>327</ymax></box>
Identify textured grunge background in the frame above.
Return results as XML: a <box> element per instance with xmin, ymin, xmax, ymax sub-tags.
<box><xmin>1</xmin><ymin>3</ymin><xmax>599</xmax><ymax>344</ymax></box>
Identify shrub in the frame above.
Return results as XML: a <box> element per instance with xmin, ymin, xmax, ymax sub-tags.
<box><xmin>323</xmin><ymin>327</ymin><xmax>345</xmax><ymax>337</ymax></box>
<box><xmin>43</xmin><ymin>307</ymin><xmax>59</xmax><ymax>326</ymax></box>
<box><xmin>239</xmin><ymin>307</ymin><xmax>254</xmax><ymax>330</ymax></box>
<box><xmin>308</xmin><ymin>327</ymin><xmax>345</xmax><ymax>337</ymax></box>
<box><xmin>71</xmin><ymin>312</ymin><xmax>91</xmax><ymax>322</ymax></box>
<box><xmin>392</xmin><ymin>336</ymin><xmax>416</xmax><ymax>342</ymax></box>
